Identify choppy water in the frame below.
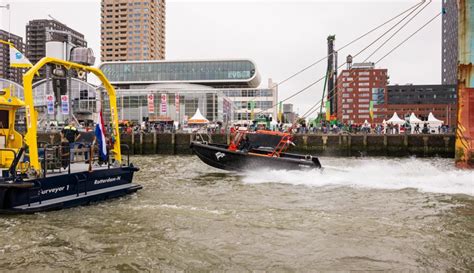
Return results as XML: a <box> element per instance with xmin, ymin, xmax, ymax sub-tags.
<box><xmin>0</xmin><ymin>156</ymin><xmax>473</xmax><ymax>271</ymax></box>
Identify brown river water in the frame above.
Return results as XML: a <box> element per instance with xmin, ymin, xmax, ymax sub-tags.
<box><xmin>0</xmin><ymin>155</ymin><xmax>473</xmax><ymax>271</ymax></box>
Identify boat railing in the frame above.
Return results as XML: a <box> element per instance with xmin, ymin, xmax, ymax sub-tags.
<box><xmin>38</xmin><ymin>142</ymin><xmax>128</xmax><ymax>177</ymax></box>
<box><xmin>120</xmin><ymin>144</ymin><xmax>130</xmax><ymax>166</ymax></box>
<box><xmin>194</xmin><ymin>132</ymin><xmax>212</xmax><ymax>144</ymax></box>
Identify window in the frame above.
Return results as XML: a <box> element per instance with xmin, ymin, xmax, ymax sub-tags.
<box><xmin>0</xmin><ymin>110</ymin><xmax>9</xmax><ymax>128</ymax></box>
<box><xmin>359</xmin><ymin>82</ymin><xmax>370</xmax><ymax>86</ymax></box>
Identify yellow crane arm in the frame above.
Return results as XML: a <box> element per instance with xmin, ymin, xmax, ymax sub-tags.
<box><xmin>23</xmin><ymin>57</ymin><xmax>121</xmax><ymax>173</ymax></box>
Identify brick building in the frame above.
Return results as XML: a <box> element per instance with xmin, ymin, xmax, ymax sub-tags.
<box><xmin>386</xmin><ymin>84</ymin><xmax>457</xmax><ymax>126</ymax></box>
<box><xmin>336</xmin><ymin>62</ymin><xmax>388</xmax><ymax>124</ymax></box>
<box><xmin>336</xmin><ymin>63</ymin><xmax>457</xmax><ymax>126</ymax></box>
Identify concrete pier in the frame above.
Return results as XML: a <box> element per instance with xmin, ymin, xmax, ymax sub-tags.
<box><xmin>37</xmin><ymin>133</ymin><xmax>455</xmax><ymax>158</ymax></box>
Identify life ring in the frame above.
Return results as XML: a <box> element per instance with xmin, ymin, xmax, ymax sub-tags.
<box><xmin>305</xmin><ymin>154</ymin><xmax>312</xmax><ymax>160</ymax></box>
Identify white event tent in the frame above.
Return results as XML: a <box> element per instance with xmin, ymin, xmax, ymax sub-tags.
<box><xmin>386</xmin><ymin>112</ymin><xmax>406</xmax><ymax>125</ymax></box>
<box><xmin>409</xmin><ymin>112</ymin><xmax>424</xmax><ymax>133</ymax></box>
<box><xmin>188</xmin><ymin>108</ymin><xmax>209</xmax><ymax>124</ymax></box>
<box><xmin>386</xmin><ymin>112</ymin><xmax>406</xmax><ymax>134</ymax></box>
<box><xmin>427</xmin><ymin>112</ymin><xmax>444</xmax><ymax>133</ymax></box>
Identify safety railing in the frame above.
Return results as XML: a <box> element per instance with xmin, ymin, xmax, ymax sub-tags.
<box><xmin>38</xmin><ymin>141</ymin><xmax>133</xmax><ymax>177</ymax></box>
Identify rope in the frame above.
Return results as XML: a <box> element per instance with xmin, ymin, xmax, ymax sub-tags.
<box><xmin>254</xmin><ymin>0</ymin><xmax>427</xmax><ymax>118</ymax></box>
<box><xmin>302</xmin><ymin>12</ymin><xmax>442</xmax><ymax>118</ymax></box>
<box><xmin>301</xmin><ymin>11</ymin><xmax>442</xmax><ymax>121</ymax></box>
<box><xmin>363</xmin><ymin>0</ymin><xmax>432</xmax><ymax>62</ymax></box>
<box><xmin>276</xmin><ymin>0</ymin><xmax>425</xmax><ymax>87</ymax></box>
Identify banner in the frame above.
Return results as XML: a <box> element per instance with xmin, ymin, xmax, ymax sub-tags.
<box><xmin>325</xmin><ymin>101</ymin><xmax>330</xmax><ymax>121</ymax></box>
<box><xmin>175</xmin><ymin>93</ymin><xmax>180</xmax><ymax>114</ymax></box>
<box><xmin>161</xmin><ymin>94</ymin><xmax>167</xmax><ymax>114</ymax></box>
<box><xmin>249</xmin><ymin>101</ymin><xmax>256</xmax><ymax>120</ymax></box>
<box><xmin>9</xmin><ymin>44</ymin><xmax>33</xmax><ymax>68</ymax></box>
<box><xmin>61</xmin><ymin>95</ymin><xmax>69</xmax><ymax>115</ymax></box>
<box><xmin>147</xmin><ymin>93</ymin><xmax>154</xmax><ymax>114</ymax></box>
<box><xmin>278</xmin><ymin>101</ymin><xmax>283</xmax><ymax>122</ymax></box>
<box><xmin>369</xmin><ymin>101</ymin><xmax>374</xmax><ymax>121</ymax></box>
<box><xmin>223</xmin><ymin>98</ymin><xmax>232</xmax><ymax>122</ymax></box>
<box><xmin>46</xmin><ymin>94</ymin><xmax>55</xmax><ymax>115</ymax></box>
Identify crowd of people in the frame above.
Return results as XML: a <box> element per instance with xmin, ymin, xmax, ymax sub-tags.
<box><xmin>43</xmin><ymin>119</ymin><xmax>453</xmax><ymax>138</ymax></box>
<box><xmin>289</xmin><ymin>121</ymin><xmax>452</xmax><ymax>135</ymax></box>
<box><xmin>113</xmin><ymin>119</ymin><xmax>454</xmax><ymax>135</ymax></box>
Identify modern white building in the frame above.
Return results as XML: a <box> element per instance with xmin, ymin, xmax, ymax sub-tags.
<box><xmin>99</xmin><ymin>59</ymin><xmax>278</xmax><ymax>123</ymax></box>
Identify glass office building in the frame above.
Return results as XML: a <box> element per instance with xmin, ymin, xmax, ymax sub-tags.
<box><xmin>100</xmin><ymin>59</ymin><xmax>277</xmax><ymax>122</ymax></box>
<box><xmin>103</xmin><ymin>88</ymin><xmax>230</xmax><ymax>124</ymax></box>
<box><xmin>101</xmin><ymin>59</ymin><xmax>261</xmax><ymax>88</ymax></box>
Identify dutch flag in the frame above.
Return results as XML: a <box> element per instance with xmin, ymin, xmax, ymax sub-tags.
<box><xmin>95</xmin><ymin>111</ymin><xmax>107</xmax><ymax>160</ymax></box>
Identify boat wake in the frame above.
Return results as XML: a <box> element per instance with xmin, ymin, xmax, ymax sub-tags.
<box><xmin>241</xmin><ymin>157</ymin><xmax>474</xmax><ymax>196</ymax></box>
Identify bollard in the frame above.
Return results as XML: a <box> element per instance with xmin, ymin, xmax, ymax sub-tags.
<box><xmin>139</xmin><ymin>132</ymin><xmax>143</xmax><ymax>155</ymax></box>
<box><xmin>322</xmin><ymin>136</ymin><xmax>328</xmax><ymax>151</ymax></box>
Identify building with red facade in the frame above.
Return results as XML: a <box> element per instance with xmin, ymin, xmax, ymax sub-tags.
<box><xmin>336</xmin><ymin>62</ymin><xmax>388</xmax><ymax>124</ymax></box>
<box><xmin>386</xmin><ymin>84</ymin><xmax>457</xmax><ymax>126</ymax></box>
<box><xmin>336</xmin><ymin>62</ymin><xmax>457</xmax><ymax>127</ymax></box>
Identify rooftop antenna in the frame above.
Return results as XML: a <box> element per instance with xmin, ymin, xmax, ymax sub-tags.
<box><xmin>48</xmin><ymin>14</ymin><xmax>61</xmax><ymax>23</ymax></box>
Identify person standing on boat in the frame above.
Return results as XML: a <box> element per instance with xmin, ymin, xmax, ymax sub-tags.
<box><xmin>62</xmin><ymin>121</ymin><xmax>81</xmax><ymax>161</ymax></box>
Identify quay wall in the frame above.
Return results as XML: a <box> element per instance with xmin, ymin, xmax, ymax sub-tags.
<box><xmin>37</xmin><ymin>133</ymin><xmax>456</xmax><ymax>158</ymax></box>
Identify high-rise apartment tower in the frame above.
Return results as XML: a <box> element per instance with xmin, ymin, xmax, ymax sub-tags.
<box><xmin>25</xmin><ymin>19</ymin><xmax>87</xmax><ymax>80</ymax></box>
<box><xmin>442</xmin><ymin>0</ymin><xmax>458</xmax><ymax>85</ymax></box>
<box><xmin>101</xmin><ymin>0</ymin><xmax>166</xmax><ymax>62</ymax></box>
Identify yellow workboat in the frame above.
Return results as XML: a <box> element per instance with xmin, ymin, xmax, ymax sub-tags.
<box><xmin>0</xmin><ymin>57</ymin><xmax>141</xmax><ymax>214</ymax></box>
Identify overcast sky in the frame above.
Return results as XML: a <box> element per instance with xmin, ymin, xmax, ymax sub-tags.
<box><xmin>0</xmin><ymin>0</ymin><xmax>443</xmax><ymax>115</ymax></box>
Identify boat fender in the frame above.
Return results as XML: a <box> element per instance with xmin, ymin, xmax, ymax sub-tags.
<box><xmin>305</xmin><ymin>155</ymin><xmax>312</xmax><ymax>160</ymax></box>
<box><xmin>202</xmin><ymin>141</ymin><xmax>208</xmax><ymax>145</ymax></box>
